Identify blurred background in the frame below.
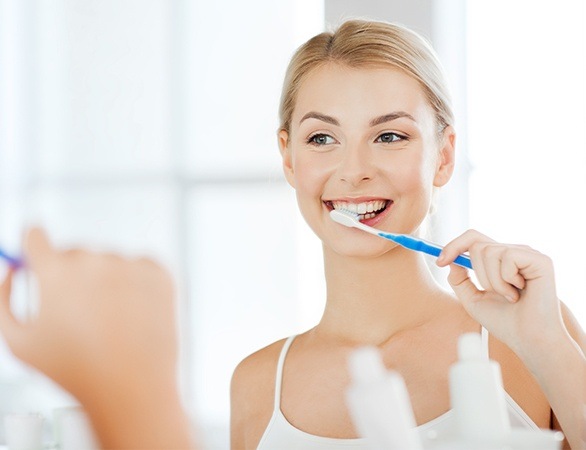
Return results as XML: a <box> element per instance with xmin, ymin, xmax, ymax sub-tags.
<box><xmin>0</xmin><ymin>0</ymin><xmax>584</xmax><ymax>448</ymax></box>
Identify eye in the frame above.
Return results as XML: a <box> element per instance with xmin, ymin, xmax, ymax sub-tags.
<box><xmin>307</xmin><ymin>133</ymin><xmax>336</xmax><ymax>146</ymax></box>
<box><xmin>375</xmin><ymin>132</ymin><xmax>406</xmax><ymax>144</ymax></box>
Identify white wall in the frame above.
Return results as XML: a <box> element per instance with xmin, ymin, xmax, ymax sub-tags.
<box><xmin>467</xmin><ymin>0</ymin><xmax>586</xmax><ymax>324</ymax></box>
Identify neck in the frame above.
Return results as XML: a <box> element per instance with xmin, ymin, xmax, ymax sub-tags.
<box><xmin>317</xmin><ymin>244</ymin><xmax>448</xmax><ymax>346</ymax></box>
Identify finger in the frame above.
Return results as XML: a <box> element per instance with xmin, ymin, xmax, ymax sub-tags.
<box><xmin>483</xmin><ymin>246</ymin><xmax>521</xmax><ymax>302</ymax></box>
<box><xmin>500</xmin><ymin>252</ymin><xmax>526</xmax><ymax>296</ymax></box>
<box><xmin>23</xmin><ymin>227</ymin><xmax>54</xmax><ymax>270</ymax></box>
<box><xmin>466</xmin><ymin>241</ymin><xmax>493</xmax><ymax>293</ymax></box>
<box><xmin>438</xmin><ymin>229</ymin><xmax>495</xmax><ymax>267</ymax></box>
<box><xmin>506</xmin><ymin>246</ymin><xmax>552</xmax><ymax>282</ymax></box>
<box><xmin>0</xmin><ymin>268</ymin><xmax>22</xmax><ymax>344</ymax></box>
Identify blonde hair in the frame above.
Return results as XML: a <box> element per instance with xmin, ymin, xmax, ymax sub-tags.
<box><xmin>279</xmin><ymin>19</ymin><xmax>454</xmax><ymax>136</ymax></box>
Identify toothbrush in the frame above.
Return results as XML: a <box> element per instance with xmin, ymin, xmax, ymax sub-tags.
<box><xmin>330</xmin><ymin>209</ymin><xmax>473</xmax><ymax>269</ymax></box>
<box><xmin>0</xmin><ymin>247</ymin><xmax>23</xmax><ymax>269</ymax></box>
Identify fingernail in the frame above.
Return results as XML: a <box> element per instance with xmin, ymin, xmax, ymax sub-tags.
<box><xmin>505</xmin><ymin>295</ymin><xmax>515</xmax><ymax>303</ymax></box>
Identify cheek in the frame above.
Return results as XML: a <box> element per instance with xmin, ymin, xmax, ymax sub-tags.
<box><xmin>388</xmin><ymin>153</ymin><xmax>436</xmax><ymax>194</ymax></box>
<box><xmin>291</xmin><ymin>156</ymin><xmax>333</xmax><ymax>236</ymax></box>
<box><xmin>292</xmin><ymin>155</ymin><xmax>333</xmax><ymax>196</ymax></box>
<box><xmin>390</xmin><ymin>157</ymin><xmax>437</xmax><ymax>231</ymax></box>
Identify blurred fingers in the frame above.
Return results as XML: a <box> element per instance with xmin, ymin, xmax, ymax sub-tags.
<box><xmin>0</xmin><ymin>269</ymin><xmax>23</xmax><ymax>347</ymax></box>
<box><xmin>23</xmin><ymin>227</ymin><xmax>54</xmax><ymax>269</ymax></box>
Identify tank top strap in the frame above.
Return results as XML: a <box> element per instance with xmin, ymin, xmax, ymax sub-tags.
<box><xmin>480</xmin><ymin>326</ymin><xmax>490</xmax><ymax>359</ymax></box>
<box><xmin>273</xmin><ymin>335</ymin><xmax>297</xmax><ymax>410</ymax></box>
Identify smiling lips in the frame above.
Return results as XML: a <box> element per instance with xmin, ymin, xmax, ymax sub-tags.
<box><xmin>326</xmin><ymin>199</ymin><xmax>392</xmax><ymax>220</ymax></box>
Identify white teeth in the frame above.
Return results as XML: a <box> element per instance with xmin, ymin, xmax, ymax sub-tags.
<box><xmin>335</xmin><ymin>203</ymin><xmax>358</xmax><ymax>213</ymax></box>
<box><xmin>331</xmin><ymin>200</ymin><xmax>388</xmax><ymax>220</ymax></box>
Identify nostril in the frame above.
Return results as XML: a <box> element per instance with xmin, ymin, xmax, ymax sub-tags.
<box><xmin>340</xmin><ymin>174</ymin><xmax>372</xmax><ymax>185</ymax></box>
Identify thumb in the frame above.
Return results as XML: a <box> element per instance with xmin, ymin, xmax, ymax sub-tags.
<box><xmin>23</xmin><ymin>227</ymin><xmax>54</xmax><ymax>270</ymax></box>
<box><xmin>447</xmin><ymin>264</ymin><xmax>481</xmax><ymax>306</ymax></box>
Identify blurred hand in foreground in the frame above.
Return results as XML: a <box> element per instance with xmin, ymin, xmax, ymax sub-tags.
<box><xmin>0</xmin><ymin>228</ymin><xmax>195</xmax><ymax>449</ymax></box>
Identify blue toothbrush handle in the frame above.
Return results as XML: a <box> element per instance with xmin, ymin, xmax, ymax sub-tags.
<box><xmin>381</xmin><ymin>234</ymin><xmax>473</xmax><ymax>270</ymax></box>
<box><xmin>0</xmin><ymin>247</ymin><xmax>23</xmax><ymax>268</ymax></box>
<box><xmin>452</xmin><ymin>254</ymin><xmax>473</xmax><ymax>270</ymax></box>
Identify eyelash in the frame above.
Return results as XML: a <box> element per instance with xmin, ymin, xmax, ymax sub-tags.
<box><xmin>306</xmin><ymin>132</ymin><xmax>408</xmax><ymax>146</ymax></box>
<box><xmin>307</xmin><ymin>133</ymin><xmax>335</xmax><ymax>146</ymax></box>
<box><xmin>375</xmin><ymin>132</ymin><xmax>408</xmax><ymax>144</ymax></box>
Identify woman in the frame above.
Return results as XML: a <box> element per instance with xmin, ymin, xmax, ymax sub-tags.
<box><xmin>230</xmin><ymin>19</ymin><xmax>586</xmax><ymax>449</ymax></box>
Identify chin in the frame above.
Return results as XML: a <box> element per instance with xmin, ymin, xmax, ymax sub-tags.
<box><xmin>327</xmin><ymin>240</ymin><xmax>394</xmax><ymax>259</ymax></box>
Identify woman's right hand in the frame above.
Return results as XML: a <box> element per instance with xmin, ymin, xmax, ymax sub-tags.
<box><xmin>437</xmin><ymin>229</ymin><xmax>564</xmax><ymax>358</ymax></box>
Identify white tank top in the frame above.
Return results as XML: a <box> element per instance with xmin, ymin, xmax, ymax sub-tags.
<box><xmin>256</xmin><ymin>328</ymin><xmax>539</xmax><ymax>450</ymax></box>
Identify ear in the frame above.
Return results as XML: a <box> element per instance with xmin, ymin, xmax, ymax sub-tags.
<box><xmin>278</xmin><ymin>129</ymin><xmax>296</xmax><ymax>188</ymax></box>
<box><xmin>433</xmin><ymin>126</ymin><xmax>456</xmax><ymax>187</ymax></box>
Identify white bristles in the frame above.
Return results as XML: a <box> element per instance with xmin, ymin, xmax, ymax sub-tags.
<box><xmin>330</xmin><ymin>209</ymin><xmax>360</xmax><ymax>227</ymax></box>
<box><xmin>329</xmin><ymin>210</ymin><xmax>380</xmax><ymax>237</ymax></box>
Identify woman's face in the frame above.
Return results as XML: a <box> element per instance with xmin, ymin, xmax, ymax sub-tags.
<box><xmin>279</xmin><ymin>63</ymin><xmax>455</xmax><ymax>257</ymax></box>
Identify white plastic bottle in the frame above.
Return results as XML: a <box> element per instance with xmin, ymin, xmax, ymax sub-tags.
<box><xmin>449</xmin><ymin>332</ymin><xmax>510</xmax><ymax>442</ymax></box>
<box><xmin>345</xmin><ymin>346</ymin><xmax>423</xmax><ymax>450</ymax></box>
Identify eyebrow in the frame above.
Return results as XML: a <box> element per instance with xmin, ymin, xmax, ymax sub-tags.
<box><xmin>369</xmin><ymin>111</ymin><xmax>416</xmax><ymax>127</ymax></box>
<box><xmin>299</xmin><ymin>112</ymin><xmax>340</xmax><ymax>126</ymax></box>
<box><xmin>299</xmin><ymin>111</ymin><xmax>416</xmax><ymax>127</ymax></box>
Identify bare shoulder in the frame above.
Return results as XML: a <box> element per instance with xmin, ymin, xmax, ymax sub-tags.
<box><xmin>230</xmin><ymin>338</ymin><xmax>289</xmax><ymax>450</ymax></box>
<box><xmin>489</xmin><ymin>334</ymin><xmax>551</xmax><ymax>428</ymax></box>
<box><xmin>487</xmin><ymin>301</ymin><xmax>584</xmax><ymax>432</ymax></box>
<box><xmin>231</xmin><ymin>338</ymin><xmax>287</xmax><ymax>402</ymax></box>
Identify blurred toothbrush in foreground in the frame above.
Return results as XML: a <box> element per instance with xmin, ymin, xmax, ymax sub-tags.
<box><xmin>0</xmin><ymin>247</ymin><xmax>23</xmax><ymax>269</ymax></box>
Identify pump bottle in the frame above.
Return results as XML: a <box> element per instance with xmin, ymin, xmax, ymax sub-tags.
<box><xmin>449</xmin><ymin>332</ymin><xmax>510</xmax><ymax>441</ymax></box>
<box><xmin>346</xmin><ymin>346</ymin><xmax>423</xmax><ymax>450</ymax></box>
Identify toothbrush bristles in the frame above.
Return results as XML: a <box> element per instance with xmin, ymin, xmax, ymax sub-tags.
<box><xmin>339</xmin><ymin>209</ymin><xmax>359</xmax><ymax>219</ymax></box>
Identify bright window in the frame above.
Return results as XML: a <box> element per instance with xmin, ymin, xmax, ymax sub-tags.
<box><xmin>0</xmin><ymin>1</ymin><xmax>324</xmax><ymax>448</ymax></box>
<box><xmin>467</xmin><ymin>0</ymin><xmax>586</xmax><ymax>323</ymax></box>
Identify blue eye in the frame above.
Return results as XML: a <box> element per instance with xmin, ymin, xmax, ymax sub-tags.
<box><xmin>308</xmin><ymin>133</ymin><xmax>335</xmax><ymax>146</ymax></box>
<box><xmin>376</xmin><ymin>132</ymin><xmax>405</xmax><ymax>143</ymax></box>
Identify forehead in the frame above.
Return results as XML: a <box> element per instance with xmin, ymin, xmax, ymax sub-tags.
<box><xmin>293</xmin><ymin>63</ymin><xmax>433</xmax><ymax>125</ymax></box>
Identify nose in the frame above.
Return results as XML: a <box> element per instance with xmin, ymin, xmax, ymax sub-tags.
<box><xmin>337</xmin><ymin>142</ymin><xmax>374</xmax><ymax>186</ymax></box>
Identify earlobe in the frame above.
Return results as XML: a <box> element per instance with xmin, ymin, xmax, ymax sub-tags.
<box><xmin>278</xmin><ymin>130</ymin><xmax>296</xmax><ymax>188</ymax></box>
<box><xmin>433</xmin><ymin>127</ymin><xmax>456</xmax><ymax>187</ymax></box>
